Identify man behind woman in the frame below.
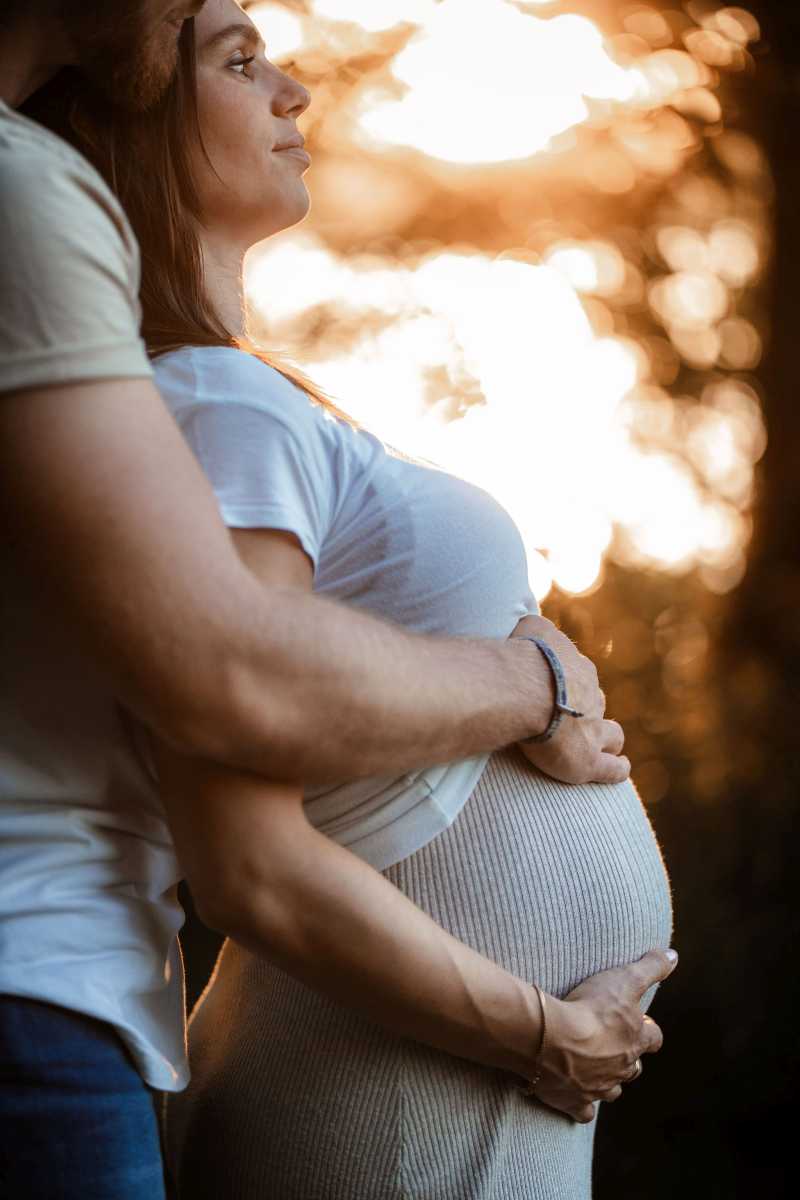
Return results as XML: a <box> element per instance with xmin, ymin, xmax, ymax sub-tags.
<box><xmin>1</xmin><ymin>1</ymin><xmax>675</xmax><ymax>1197</ymax></box>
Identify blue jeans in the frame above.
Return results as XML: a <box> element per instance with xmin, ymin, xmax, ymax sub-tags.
<box><xmin>0</xmin><ymin>996</ymin><xmax>166</xmax><ymax>1200</ymax></box>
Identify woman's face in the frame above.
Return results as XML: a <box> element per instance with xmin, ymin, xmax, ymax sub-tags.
<box><xmin>192</xmin><ymin>0</ymin><xmax>312</xmax><ymax>249</ymax></box>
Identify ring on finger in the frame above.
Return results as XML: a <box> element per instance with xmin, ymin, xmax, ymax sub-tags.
<box><xmin>626</xmin><ymin>1058</ymin><xmax>643</xmax><ymax>1083</ymax></box>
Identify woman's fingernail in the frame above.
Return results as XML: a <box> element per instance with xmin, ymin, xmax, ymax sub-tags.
<box><xmin>665</xmin><ymin>948</ymin><xmax>678</xmax><ymax>963</ymax></box>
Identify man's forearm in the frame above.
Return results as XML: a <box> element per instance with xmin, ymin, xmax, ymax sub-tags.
<box><xmin>189</xmin><ymin>582</ymin><xmax>554</xmax><ymax>783</ymax></box>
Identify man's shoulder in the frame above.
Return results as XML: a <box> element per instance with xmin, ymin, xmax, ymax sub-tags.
<box><xmin>0</xmin><ymin>101</ymin><xmax>128</xmax><ymax>234</ymax></box>
<box><xmin>1</xmin><ymin>100</ymin><xmax>91</xmax><ymax>175</ymax></box>
<box><xmin>0</xmin><ymin>102</ymin><xmax>150</xmax><ymax>394</ymax></box>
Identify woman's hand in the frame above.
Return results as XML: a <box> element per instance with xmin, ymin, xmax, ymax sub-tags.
<box><xmin>530</xmin><ymin>949</ymin><xmax>677</xmax><ymax>1122</ymax></box>
<box><xmin>510</xmin><ymin>615</ymin><xmax>630</xmax><ymax>785</ymax></box>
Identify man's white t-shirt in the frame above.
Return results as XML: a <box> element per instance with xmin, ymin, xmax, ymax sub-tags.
<box><xmin>0</xmin><ymin>99</ymin><xmax>153</xmax><ymax>389</ymax></box>
<box><xmin>0</xmin><ymin>101</ymin><xmax>187</xmax><ymax>1091</ymax></box>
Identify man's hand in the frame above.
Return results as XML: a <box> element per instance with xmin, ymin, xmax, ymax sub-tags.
<box><xmin>511</xmin><ymin>615</ymin><xmax>630</xmax><ymax>786</ymax></box>
<box><xmin>532</xmin><ymin>949</ymin><xmax>678</xmax><ymax>1123</ymax></box>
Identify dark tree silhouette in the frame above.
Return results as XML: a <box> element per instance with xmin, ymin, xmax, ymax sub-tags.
<box><xmin>592</xmin><ymin>4</ymin><xmax>795</xmax><ymax>1195</ymax></box>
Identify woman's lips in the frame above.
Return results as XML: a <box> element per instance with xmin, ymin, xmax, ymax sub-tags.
<box><xmin>272</xmin><ymin>146</ymin><xmax>312</xmax><ymax>165</ymax></box>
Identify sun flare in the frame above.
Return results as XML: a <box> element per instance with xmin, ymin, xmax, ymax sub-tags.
<box><xmin>244</xmin><ymin>0</ymin><xmax>766</xmax><ymax>599</ymax></box>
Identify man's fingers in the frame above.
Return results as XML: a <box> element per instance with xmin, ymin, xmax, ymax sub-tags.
<box><xmin>626</xmin><ymin>948</ymin><xmax>679</xmax><ymax>998</ymax></box>
<box><xmin>639</xmin><ymin>1016</ymin><xmax>664</xmax><ymax>1056</ymax></box>
<box><xmin>601</xmin><ymin>719</ymin><xmax>625</xmax><ymax>755</ymax></box>
<box><xmin>596</xmin><ymin>1085</ymin><xmax>623</xmax><ymax>1103</ymax></box>
<box><xmin>534</xmin><ymin>1087</ymin><xmax>597</xmax><ymax>1125</ymax></box>
<box><xmin>591</xmin><ymin>753</ymin><xmax>631</xmax><ymax>785</ymax></box>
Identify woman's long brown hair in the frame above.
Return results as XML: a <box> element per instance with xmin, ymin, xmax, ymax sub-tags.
<box><xmin>23</xmin><ymin>20</ymin><xmax>355</xmax><ymax>423</ymax></box>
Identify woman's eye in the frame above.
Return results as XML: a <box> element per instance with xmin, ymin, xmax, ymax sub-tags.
<box><xmin>229</xmin><ymin>55</ymin><xmax>256</xmax><ymax>77</ymax></box>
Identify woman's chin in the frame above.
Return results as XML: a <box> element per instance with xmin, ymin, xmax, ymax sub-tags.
<box><xmin>254</xmin><ymin>194</ymin><xmax>311</xmax><ymax>243</ymax></box>
<box><xmin>291</xmin><ymin>188</ymin><xmax>312</xmax><ymax>225</ymax></box>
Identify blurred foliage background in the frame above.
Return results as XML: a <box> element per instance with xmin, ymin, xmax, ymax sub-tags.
<box><xmin>178</xmin><ymin>1</ymin><xmax>798</xmax><ymax>1193</ymax></box>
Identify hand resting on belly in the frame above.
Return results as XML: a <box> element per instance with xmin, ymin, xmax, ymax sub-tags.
<box><xmin>510</xmin><ymin>614</ymin><xmax>631</xmax><ymax>786</ymax></box>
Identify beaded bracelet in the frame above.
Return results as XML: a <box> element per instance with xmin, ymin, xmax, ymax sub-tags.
<box><xmin>517</xmin><ymin>984</ymin><xmax>547</xmax><ymax>1096</ymax></box>
<box><xmin>513</xmin><ymin>635</ymin><xmax>584</xmax><ymax>744</ymax></box>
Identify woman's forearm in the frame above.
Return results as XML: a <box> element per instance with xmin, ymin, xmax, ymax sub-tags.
<box><xmin>157</xmin><ymin>741</ymin><xmax>544</xmax><ymax>1078</ymax></box>
<box><xmin>197</xmin><ymin>807</ymin><xmax>544</xmax><ymax>1079</ymax></box>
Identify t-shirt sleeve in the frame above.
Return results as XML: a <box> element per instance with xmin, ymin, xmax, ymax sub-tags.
<box><xmin>0</xmin><ymin>136</ymin><xmax>152</xmax><ymax>394</ymax></box>
<box><xmin>166</xmin><ymin>350</ymin><xmax>338</xmax><ymax>571</ymax></box>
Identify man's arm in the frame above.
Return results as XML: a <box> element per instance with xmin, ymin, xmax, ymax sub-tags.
<box><xmin>1</xmin><ymin>377</ymin><xmax>622</xmax><ymax>783</ymax></box>
<box><xmin>0</xmin><ymin>129</ymin><xmax>615</xmax><ymax>783</ymax></box>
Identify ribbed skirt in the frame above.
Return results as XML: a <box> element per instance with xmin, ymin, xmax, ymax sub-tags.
<box><xmin>165</xmin><ymin>748</ymin><xmax>672</xmax><ymax>1199</ymax></box>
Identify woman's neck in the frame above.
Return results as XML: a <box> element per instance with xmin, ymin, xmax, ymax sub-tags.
<box><xmin>200</xmin><ymin>235</ymin><xmax>248</xmax><ymax>341</ymax></box>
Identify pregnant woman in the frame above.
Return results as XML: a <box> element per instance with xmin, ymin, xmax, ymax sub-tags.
<box><xmin>38</xmin><ymin>2</ymin><xmax>674</xmax><ymax>1195</ymax></box>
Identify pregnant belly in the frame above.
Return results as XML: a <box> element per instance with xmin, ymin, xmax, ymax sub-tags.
<box><xmin>383</xmin><ymin>746</ymin><xmax>673</xmax><ymax>999</ymax></box>
<box><xmin>169</xmin><ymin>748</ymin><xmax>672</xmax><ymax>1200</ymax></box>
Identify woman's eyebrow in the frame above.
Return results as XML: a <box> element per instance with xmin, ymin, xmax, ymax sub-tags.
<box><xmin>201</xmin><ymin>22</ymin><xmax>264</xmax><ymax>54</ymax></box>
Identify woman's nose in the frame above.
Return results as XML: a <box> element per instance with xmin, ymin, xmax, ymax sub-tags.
<box><xmin>272</xmin><ymin>68</ymin><xmax>311</xmax><ymax>119</ymax></box>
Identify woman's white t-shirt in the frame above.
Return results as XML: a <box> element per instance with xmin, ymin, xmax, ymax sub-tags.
<box><xmin>155</xmin><ymin>347</ymin><xmax>540</xmax><ymax>869</ymax></box>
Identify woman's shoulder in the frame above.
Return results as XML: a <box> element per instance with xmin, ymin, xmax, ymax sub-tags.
<box><xmin>155</xmin><ymin>345</ymin><xmax>335</xmax><ymax>439</ymax></box>
<box><xmin>156</xmin><ymin>344</ymin><xmax>296</xmax><ymax>405</ymax></box>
